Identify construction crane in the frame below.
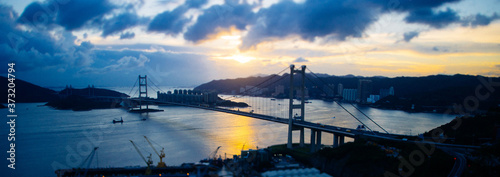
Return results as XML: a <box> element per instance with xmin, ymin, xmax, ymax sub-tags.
<box><xmin>209</xmin><ymin>146</ymin><xmax>222</xmax><ymax>160</ymax></box>
<box><xmin>144</xmin><ymin>136</ymin><xmax>166</xmax><ymax>168</ymax></box>
<box><xmin>77</xmin><ymin>147</ymin><xmax>98</xmax><ymax>177</ymax></box>
<box><xmin>130</xmin><ymin>140</ymin><xmax>153</xmax><ymax>175</ymax></box>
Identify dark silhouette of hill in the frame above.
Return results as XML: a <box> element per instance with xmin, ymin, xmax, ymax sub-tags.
<box><xmin>46</xmin><ymin>87</ymin><xmax>129</xmax><ymax>111</ymax></box>
<box><xmin>57</xmin><ymin>87</ymin><xmax>129</xmax><ymax>98</ymax></box>
<box><xmin>194</xmin><ymin>74</ymin><xmax>500</xmax><ymax>111</ymax></box>
<box><xmin>0</xmin><ymin>76</ymin><xmax>57</xmax><ymax>103</ymax></box>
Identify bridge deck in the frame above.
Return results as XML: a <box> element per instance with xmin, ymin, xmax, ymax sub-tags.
<box><xmin>129</xmin><ymin>98</ymin><xmax>480</xmax><ymax>149</ymax></box>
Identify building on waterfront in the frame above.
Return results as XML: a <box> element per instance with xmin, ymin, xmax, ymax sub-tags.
<box><xmin>357</xmin><ymin>79</ymin><xmax>372</xmax><ymax>103</ymax></box>
<box><xmin>380</xmin><ymin>89</ymin><xmax>390</xmax><ymax>98</ymax></box>
<box><xmin>337</xmin><ymin>83</ymin><xmax>343</xmax><ymax>96</ymax></box>
<box><xmin>379</xmin><ymin>86</ymin><xmax>395</xmax><ymax>99</ymax></box>
<box><xmin>342</xmin><ymin>88</ymin><xmax>357</xmax><ymax>102</ymax></box>
<box><xmin>273</xmin><ymin>85</ymin><xmax>285</xmax><ymax>97</ymax></box>
<box><xmin>157</xmin><ymin>89</ymin><xmax>217</xmax><ymax>104</ymax></box>
<box><xmin>367</xmin><ymin>94</ymin><xmax>380</xmax><ymax>103</ymax></box>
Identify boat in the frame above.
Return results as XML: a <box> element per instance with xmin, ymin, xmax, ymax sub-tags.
<box><xmin>113</xmin><ymin>117</ymin><xmax>124</xmax><ymax>123</ymax></box>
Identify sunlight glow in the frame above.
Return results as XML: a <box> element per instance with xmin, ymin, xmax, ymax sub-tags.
<box><xmin>218</xmin><ymin>55</ymin><xmax>256</xmax><ymax>63</ymax></box>
<box><xmin>220</xmin><ymin>35</ymin><xmax>241</xmax><ymax>40</ymax></box>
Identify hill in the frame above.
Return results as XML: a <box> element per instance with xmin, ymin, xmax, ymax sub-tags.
<box><xmin>194</xmin><ymin>74</ymin><xmax>500</xmax><ymax>112</ymax></box>
<box><xmin>46</xmin><ymin>87</ymin><xmax>129</xmax><ymax>111</ymax></box>
<box><xmin>0</xmin><ymin>76</ymin><xmax>57</xmax><ymax>103</ymax></box>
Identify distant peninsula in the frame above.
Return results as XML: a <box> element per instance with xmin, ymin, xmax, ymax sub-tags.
<box><xmin>0</xmin><ymin>76</ymin><xmax>129</xmax><ymax>111</ymax></box>
<box><xmin>46</xmin><ymin>86</ymin><xmax>129</xmax><ymax>111</ymax></box>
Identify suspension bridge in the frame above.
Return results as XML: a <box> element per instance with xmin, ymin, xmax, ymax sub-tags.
<box><xmin>126</xmin><ymin>65</ymin><xmax>479</xmax><ymax>152</ymax></box>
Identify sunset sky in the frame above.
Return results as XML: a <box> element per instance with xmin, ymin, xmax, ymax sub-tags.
<box><xmin>0</xmin><ymin>0</ymin><xmax>499</xmax><ymax>87</ymax></box>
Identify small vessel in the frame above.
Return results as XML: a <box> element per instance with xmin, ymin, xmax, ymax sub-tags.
<box><xmin>113</xmin><ymin>117</ymin><xmax>124</xmax><ymax>123</ymax></box>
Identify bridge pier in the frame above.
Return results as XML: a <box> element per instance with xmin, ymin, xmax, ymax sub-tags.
<box><xmin>333</xmin><ymin>134</ymin><xmax>345</xmax><ymax>147</ymax></box>
<box><xmin>300</xmin><ymin>128</ymin><xmax>305</xmax><ymax>147</ymax></box>
<box><xmin>316</xmin><ymin>130</ymin><xmax>322</xmax><ymax>151</ymax></box>
<box><xmin>333</xmin><ymin>134</ymin><xmax>339</xmax><ymax>147</ymax></box>
<box><xmin>310</xmin><ymin>129</ymin><xmax>316</xmax><ymax>153</ymax></box>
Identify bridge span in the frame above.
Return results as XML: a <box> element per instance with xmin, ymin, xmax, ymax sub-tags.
<box><xmin>127</xmin><ymin>65</ymin><xmax>480</xmax><ymax>153</ymax></box>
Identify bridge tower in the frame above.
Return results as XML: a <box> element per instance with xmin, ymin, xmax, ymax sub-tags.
<box><xmin>287</xmin><ymin>65</ymin><xmax>306</xmax><ymax>149</ymax></box>
<box><xmin>138</xmin><ymin>75</ymin><xmax>148</xmax><ymax>110</ymax></box>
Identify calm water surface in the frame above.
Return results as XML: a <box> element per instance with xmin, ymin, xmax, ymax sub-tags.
<box><xmin>1</xmin><ymin>94</ymin><xmax>456</xmax><ymax>177</ymax></box>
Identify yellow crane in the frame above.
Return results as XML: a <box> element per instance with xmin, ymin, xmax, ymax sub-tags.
<box><xmin>144</xmin><ymin>136</ymin><xmax>167</xmax><ymax>168</ymax></box>
<box><xmin>130</xmin><ymin>140</ymin><xmax>153</xmax><ymax>175</ymax></box>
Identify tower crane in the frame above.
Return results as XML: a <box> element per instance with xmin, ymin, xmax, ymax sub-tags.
<box><xmin>130</xmin><ymin>140</ymin><xmax>153</xmax><ymax>175</ymax></box>
<box><xmin>209</xmin><ymin>146</ymin><xmax>222</xmax><ymax>160</ymax></box>
<box><xmin>144</xmin><ymin>136</ymin><xmax>167</xmax><ymax>168</ymax></box>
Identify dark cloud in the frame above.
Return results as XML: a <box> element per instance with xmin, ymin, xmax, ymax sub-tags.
<box><xmin>404</xmin><ymin>8</ymin><xmax>460</xmax><ymax>29</ymax></box>
<box><xmin>56</xmin><ymin>0</ymin><xmax>115</xmax><ymax>30</ymax></box>
<box><xmin>184</xmin><ymin>1</ymin><xmax>256</xmax><ymax>42</ymax></box>
<box><xmin>240</xmin><ymin>0</ymin><xmax>377</xmax><ymax>50</ymax></box>
<box><xmin>17</xmin><ymin>1</ymin><xmax>56</xmax><ymax>28</ymax></box>
<box><xmin>0</xmin><ymin>4</ymin><xmax>96</xmax><ymax>72</ymax></box>
<box><xmin>18</xmin><ymin>0</ymin><xmax>115</xmax><ymax>31</ymax></box>
<box><xmin>293</xmin><ymin>57</ymin><xmax>308</xmax><ymax>63</ymax></box>
<box><xmin>403</xmin><ymin>31</ymin><xmax>420</xmax><ymax>42</ymax></box>
<box><xmin>462</xmin><ymin>13</ymin><xmax>499</xmax><ymax>28</ymax></box>
<box><xmin>101</xmin><ymin>13</ymin><xmax>149</xmax><ymax>37</ymax></box>
<box><xmin>120</xmin><ymin>32</ymin><xmax>135</xmax><ymax>39</ymax></box>
<box><xmin>379</xmin><ymin>0</ymin><xmax>461</xmax><ymax>12</ymax></box>
<box><xmin>147</xmin><ymin>6</ymin><xmax>190</xmax><ymax>35</ymax></box>
<box><xmin>185</xmin><ymin>0</ymin><xmax>208</xmax><ymax>8</ymax></box>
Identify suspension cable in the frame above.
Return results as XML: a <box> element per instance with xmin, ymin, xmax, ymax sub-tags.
<box><xmin>306</xmin><ymin>67</ymin><xmax>389</xmax><ymax>134</ymax></box>
<box><xmin>148</xmin><ymin>78</ymin><xmax>166</xmax><ymax>93</ymax></box>
<box><xmin>226</xmin><ymin>66</ymin><xmax>289</xmax><ymax>101</ymax></box>
<box><xmin>128</xmin><ymin>77</ymin><xmax>139</xmax><ymax>96</ymax></box>
<box><xmin>304</xmin><ymin>75</ymin><xmax>375</xmax><ymax>133</ymax></box>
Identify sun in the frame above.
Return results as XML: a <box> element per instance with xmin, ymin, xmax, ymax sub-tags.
<box><xmin>223</xmin><ymin>55</ymin><xmax>255</xmax><ymax>63</ymax></box>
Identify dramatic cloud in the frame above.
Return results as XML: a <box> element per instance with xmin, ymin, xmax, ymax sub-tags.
<box><xmin>101</xmin><ymin>13</ymin><xmax>149</xmax><ymax>37</ymax></box>
<box><xmin>184</xmin><ymin>1</ymin><xmax>256</xmax><ymax>42</ymax></box>
<box><xmin>185</xmin><ymin>0</ymin><xmax>208</xmax><ymax>8</ymax></box>
<box><xmin>385</xmin><ymin>0</ymin><xmax>461</xmax><ymax>11</ymax></box>
<box><xmin>17</xmin><ymin>1</ymin><xmax>56</xmax><ymax>28</ymax></box>
<box><xmin>87</xmin><ymin>54</ymin><xmax>150</xmax><ymax>73</ymax></box>
<box><xmin>293</xmin><ymin>57</ymin><xmax>309</xmax><ymax>63</ymax></box>
<box><xmin>120</xmin><ymin>32</ymin><xmax>135</xmax><ymax>39</ymax></box>
<box><xmin>403</xmin><ymin>31</ymin><xmax>420</xmax><ymax>42</ymax></box>
<box><xmin>56</xmin><ymin>0</ymin><xmax>114</xmax><ymax>30</ymax></box>
<box><xmin>147</xmin><ymin>6</ymin><xmax>190</xmax><ymax>35</ymax></box>
<box><xmin>404</xmin><ymin>8</ymin><xmax>460</xmax><ymax>29</ymax></box>
<box><xmin>240</xmin><ymin>0</ymin><xmax>378</xmax><ymax>50</ymax></box>
<box><xmin>0</xmin><ymin>4</ymin><xmax>96</xmax><ymax>72</ymax></box>
<box><xmin>461</xmin><ymin>13</ymin><xmax>499</xmax><ymax>28</ymax></box>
